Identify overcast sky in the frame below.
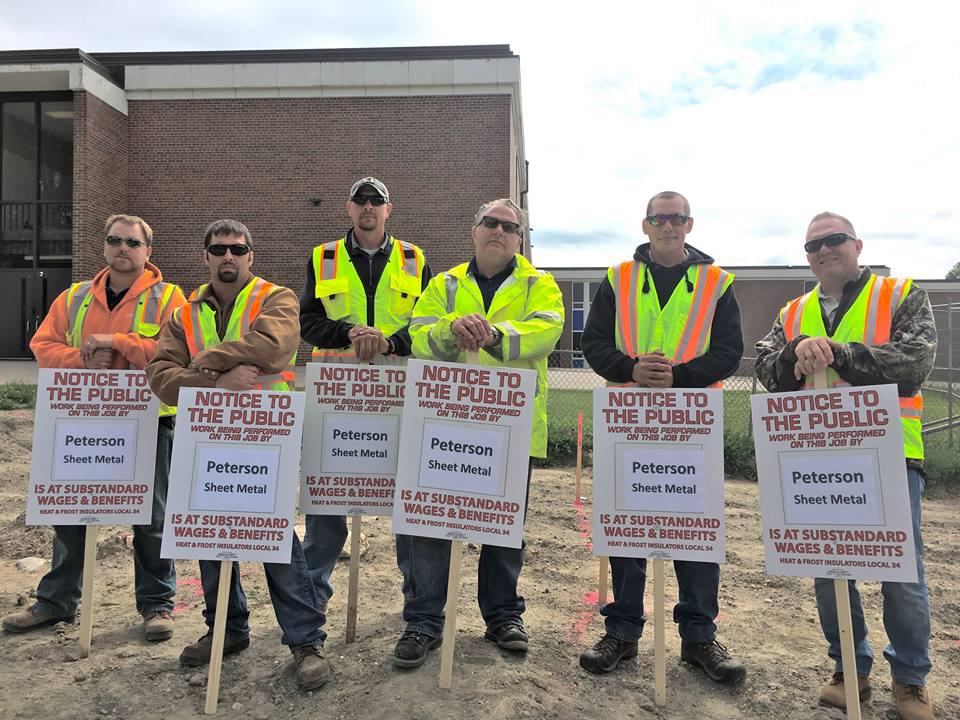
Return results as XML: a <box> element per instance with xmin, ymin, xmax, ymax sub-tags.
<box><xmin>5</xmin><ymin>1</ymin><xmax>958</xmax><ymax>278</ymax></box>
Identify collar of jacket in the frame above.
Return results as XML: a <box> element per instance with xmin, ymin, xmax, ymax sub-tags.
<box><xmin>633</xmin><ymin>242</ymin><xmax>714</xmax><ymax>268</ymax></box>
<box><xmin>345</xmin><ymin>229</ymin><xmax>392</xmax><ymax>257</ymax></box>
<box><xmin>90</xmin><ymin>262</ymin><xmax>163</xmax><ymax>305</ymax></box>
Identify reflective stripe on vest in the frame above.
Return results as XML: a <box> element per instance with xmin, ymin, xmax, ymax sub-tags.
<box><xmin>609</xmin><ymin>262</ymin><xmax>733</xmax><ymax>388</ymax></box>
<box><xmin>781</xmin><ymin>274</ymin><xmax>922</xmax><ymax>458</ymax></box>
<box><xmin>310</xmin><ymin>236</ymin><xmax>424</xmax><ymax>364</ymax></box>
<box><xmin>183</xmin><ymin>277</ymin><xmax>295</xmax><ymax>390</ymax></box>
<box><xmin>66</xmin><ymin>280</ymin><xmax>179</xmax><ymax>416</ymax></box>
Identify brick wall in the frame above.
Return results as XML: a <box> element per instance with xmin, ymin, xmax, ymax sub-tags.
<box><xmin>72</xmin><ymin>91</ymin><xmax>128</xmax><ymax>279</ymax></box>
<box><xmin>118</xmin><ymin>94</ymin><xmax>512</xmax><ymax>361</ymax></box>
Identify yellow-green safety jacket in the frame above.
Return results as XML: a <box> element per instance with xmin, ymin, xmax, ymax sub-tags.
<box><xmin>66</xmin><ymin>280</ymin><xmax>180</xmax><ymax>416</ymax></box>
<box><xmin>311</xmin><ymin>235</ymin><xmax>425</xmax><ymax>365</ymax></box>
<box><xmin>182</xmin><ymin>276</ymin><xmax>295</xmax><ymax>391</ymax></box>
<box><xmin>409</xmin><ymin>255</ymin><xmax>564</xmax><ymax>457</ymax></box>
<box><xmin>608</xmin><ymin>260</ymin><xmax>734</xmax><ymax>388</ymax></box>
<box><xmin>779</xmin><ymin>273</ymin><xmax>923</xmax><ymax>459</ymax></box>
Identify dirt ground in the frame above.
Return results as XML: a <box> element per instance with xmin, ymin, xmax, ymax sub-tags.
<box><xmin>1</xmin><ymin>409</ymin><xmax>958</xmax><ymax>720</ymax></box>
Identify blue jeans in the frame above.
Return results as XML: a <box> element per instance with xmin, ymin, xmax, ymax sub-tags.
<box><xmin>813</xmin><ymin>466</ymin><xmax>931</xmax><ymax>686</ymax></box>
<box><xmin>395</xmin><ymin>460</ymin><xmax>532</xmax><ymax>638</ymax></box>
<box><xmin>602</xmin><ymin>556</ymin><xmax>720</xmax><ymax>643</ymax></box>
<box><xmin>303</xmin><ymin>514</ymin><xmax>347</xmax><ymax>610</ymax></box>
<box><xmin>198</xmin><ymin>530</ymin><xmax>327</xmax><ymax>648</ymax></box>
<box><xmin>35</xmin><ymin>419</ymin><xmax>176</xmax><ymax>618</ymax></box>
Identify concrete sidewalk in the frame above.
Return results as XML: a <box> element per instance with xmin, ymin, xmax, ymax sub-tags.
<box><xmin>0</xmin><ymin>360</ymin><xmax>37</xmax><ymax>384</ymax></box>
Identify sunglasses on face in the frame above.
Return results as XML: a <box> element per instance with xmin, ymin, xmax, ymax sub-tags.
<box><xmin>350</xmin><ymin>195</ymin><xmax>388</xmax><ymax>207</ymax></box>
<box><xmin>477</xmin><ymin>216</ymin><xmax>521</xmax><ymax>235</ymax></box>
<box><xmin>206</xmin><ymin>243</ymin><xmax>252</xmax><ymax>257</ymax></box>
<box><xmin>105</xmin><ymin>235</ymin><xmax>147</xmax><ymax>249</ymax></box>
<box><xmin>646</xmin><ymin>214</ymin><xmax>690</xmax><ymax>227</ymax></box>
<box><xmin>804</xmin><ymin>232</ymin><xmax>854</xmax><ymax>254</ymax></box>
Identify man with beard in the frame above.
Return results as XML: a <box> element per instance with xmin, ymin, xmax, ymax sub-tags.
<box><xmin>146</xmin><ymin>219</ymin><xmax>329</xmax><ymax>691</ymax></box>
<box><xmin>3</xmin><ymin>214</ymin><xmax>185</xmax><ymax>642</ymax></box>
<box><xmin>299</xmin><ymin>177</ymin><xmax>431</xmax><ymax>639</ymax></box>
<box><xmin>578</xmin><ymin>190</ymin><xmax>746</xmax><ymax>684</ymax></box>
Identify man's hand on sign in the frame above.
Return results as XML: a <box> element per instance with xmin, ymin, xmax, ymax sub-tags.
<box><xmin>216</xmin><ymin>364</ymin><xmax>260</xmax><ymax>390</ymax></box>
<box><xmin>452</xmin><ymin>314</ymin><xmax>493</xmax><ymax>352</ymax></box>
<box><xmin>348</xmin><ymin>325</ymin><xmax>388</xmax><ymax>362</ymax></box>
<box><xmin>793</xmin><ymin>336</ymin><xmax>842</xmax><ymax>379</ymax></box>
<box><xmin>632</xmin><ymin>352</ymin><xmax>674</xmax><ymax>388</ymax></box>
<box><xmin>80</xmin><ymin>333</ymin><xmax>115</xmax><ymax>362</ymax></box>
<box><xmin>84</xmin><ymin>347</ymin><xmax>114</xmax><ymax>370</ymax></box>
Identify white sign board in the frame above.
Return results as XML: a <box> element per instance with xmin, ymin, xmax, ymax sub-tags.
<box><xmin>391</xmin><ymin>360</ymin><xmax>536</xmax><ymax>549</ymax></box>
<box><xmin>28</xmin><ymin>369</ymin><xmax>160</xmax><ymax>525</ymax></box>
<box><xmin>592</xmin><ymin>388</ymin><xmax>726</xmax><ymax>563</ymax></box>
<box><xmin>751</xmin><ymin>384</ymin><xmax>918</xmax><ymax>582</ymax></box>
<box><xmin>161</xmin><ymin>388</ymin><xmax>305</xmax><ymax>563</ymax></box>
<box><xmin>300</xmin><ymin>363</ymin><xmax>405</xmax><ymax>516</ymax></box>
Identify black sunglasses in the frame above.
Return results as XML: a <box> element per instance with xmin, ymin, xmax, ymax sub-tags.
<box><xmin>646</xmin><ymin>214</ymin><xmax>690</xmax><ymax>227</ymax></box>
<box><xmin>804</xmin><ymin>232</ymin><xmax>855</xmax><ymax>254</ymax></box>
<box><xmin>477</xmin><ymin>216</ymin><xmax>521</xmax><ymax>235</ymax></box>
<box><xmin>206</xmin><ymin>243</ymin><xmax>252</xmax><ymax>257</ymax></box>
<box><xmin>351</xmin><ymin>194</ymin><xmax>388</xmax><ymax>207</ymax></box>
<box><xmin>105</xmin><ymin>235</ymin><xmax>148</xmax><ymax>249</ymax></box>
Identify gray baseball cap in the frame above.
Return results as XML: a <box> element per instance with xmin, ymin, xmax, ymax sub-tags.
<box><xmin>349</xmin><ymin>177</ymin><xmax>389</xmax><ymax>202</ymax></box>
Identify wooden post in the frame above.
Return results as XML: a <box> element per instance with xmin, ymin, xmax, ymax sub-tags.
<box><xmin>814</xmin><ymin>367</ymin><xmax>862</xmax><ymax>720</ymax></box>
<box><xmin>598</xmin><ymin>556</ymin><xmax>608</xmax><ymax>606</ymax></box>
<box><xmin>575</xmin><ymin>412</ymin><xmax>584</xmax><ymax>500</ymax></box>
<box><xmin>438</xmin><ymin>540</ymin><xmax>463</xmax><ymax>689</ymax></box>
<box><xmin>653</xmin><ymin>558</ymin><xmax>666</xmax><ymax>706</ymax></box>
<box><xmin>78</xmin><ymin>526</ymin><xmax>98</xmax><ymax>658</ymax></box>
<box><xmin>204</xmin><ymin>560</ymin><xmax>233</xmax><ymax>715</ymax></box>
<box><xmin>345</xmin><ymin>514</ymin><xmax>362</xmax><ymax>643</ymax></box>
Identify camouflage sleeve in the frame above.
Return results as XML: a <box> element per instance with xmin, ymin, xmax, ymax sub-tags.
<box><xmin>831</xmin><ymin>285</ymin><xmax>937</xmax><ymax>396</ymax></box>
<box><xmin>754</xmin><ymin>311</ymin><xmax>804</xmax><ymax>392</ymax></box>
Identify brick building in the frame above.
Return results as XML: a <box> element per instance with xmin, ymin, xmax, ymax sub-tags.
<box><xmin>0</xmin><ymin>45</ymin><xmax>527</xmax><ymax>360</ymax></box>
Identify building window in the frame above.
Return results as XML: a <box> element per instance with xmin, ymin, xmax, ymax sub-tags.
<box><xmin>571</xmin><ymin>280</ymin><xmax>601</xmax><ymax>368</ymax></box>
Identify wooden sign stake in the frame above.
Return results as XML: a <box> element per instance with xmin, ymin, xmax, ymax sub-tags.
<box><xmin>575</xmin><ymin>412</ymin><xmax>584</xmax><ymax>500</ymax></box>
<box><xmin>345</xmin><ymin>514</ymin><xmax>362</xmax><ymax>643</ymax></box>
<box><xmin>653</xmin><ymin>558</ymin><xmax>666</xmax><ymax>706</ymax></box>
<box><xmin>438</xmin><ymin>540</ymin><xmax>463</xmax><ymax>689</ymax></box>
<box><xmin>598</xmin><ymin>556</ymin><xmax>608</xmax><ymax>606</ymax></box>
<box><xmin>78</xmin><ymin>526</ymin><xmax>98</xmax><ymax>658</ymax></box>
<box><xmin>204</xmin><ymin>560</ymin><xmax>233</xmax><ymax>715</ymax></box>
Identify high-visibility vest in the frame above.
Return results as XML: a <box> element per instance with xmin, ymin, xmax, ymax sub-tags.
<box><xmin>607</xmin><ymin>261</ymin><xmax>734</xmax><ymax>388</ymax></box>
<box><xmin>66</xmin><ymin>280</ymin><xmax>180</xmax><ymax>416</ymax></box>
<box><xmin>311</xmin><ymin>235</ymin><xmax>425</xmax><ymax>365</ymax></box>
<box><xmin>779</xmin><ymin>273</ymin><xmax>923</xmax><ymax>459</ymax></box>
<box><xmin>181</xmin><ymin>276</ymin><xmax>295</xmax><ymax>391</ymax></box>
<box><xmin>409</xmin><ymin>255</ymin><xmax>564</xmax><ymax>458</ymax></box>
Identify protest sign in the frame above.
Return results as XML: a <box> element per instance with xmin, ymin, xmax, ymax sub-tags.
<box><xmin>391</xmin><ymin>360</ymin><xmax>537</xmax><ymax>549</ymax></box>
<box><xmin>751</xmin><ymin>383</ymin><xmax>917</xmax><ymax>583</ymax></box>
<box><xmin>591</xmin><ymin>387</ymin><xmax>726</xmax><ymax>564</ymax></box>
<box><xmin>161</xmin><ymin>387</ymin><xmax>305</xmax><ymax>564</ymax></box>
<box><xmin>300</xmin><ymin>363</ymin><xmax>405</xmax><ymax>517</ymax></box>
<box><xmin>28</xmin><ymin>369</ymin><xmax>160</xmax><ymax>526</ymax></box>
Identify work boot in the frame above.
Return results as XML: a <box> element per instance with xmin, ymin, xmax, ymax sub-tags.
<box><xmin>179</xmin><ymin>631</ymin><xmax>250</xmax><ymax>666</ymax></box>
<box><xmin>142</xmin><ymin>610</ymin><xmax>174</xmax><ymax>642</ymax></box>
<box><xmin>2</xmin><ymin>603</ymin><xmax>73</xmax><ymax>633</ymax></box>
<box><xmin>819</xmin><ymin>672</ymin><xmax>871</xmax><ymax>708</ymax></box>
<box><xmin>579</xmin><ymin>634</ymin><xmax>638</xmax><ymax>674</ymax></box>
<box><xmin>484</xmin><ymin>619</ymin><xmax>529</xmax><ymax>652</ymax></box>
<box><xmin>392</xmin><ymin>630</ymin><xmax>441</xmax><ymax>668</ymax></box>
<box><xmin>291</xmin><ymin>643</ymin><xmax>331</xmax><ymax>690</ymax></box>
<box><xmin>680</xmin><ymin>639</ymin><xmax>747</xmax><ymax>683</ymax></box>
<box><xmin>892</xmin><ymin>680</ymin><xmax>933</xmax><ymax>720</ymax></box>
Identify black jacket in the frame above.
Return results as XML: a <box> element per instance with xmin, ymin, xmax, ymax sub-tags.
<box><xmin>581</xmin><ymin>243</ymin><xmax>743</xmax><ymax>388</ymax></box>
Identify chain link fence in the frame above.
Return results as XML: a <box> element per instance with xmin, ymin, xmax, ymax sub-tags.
<box><xmin>545</xmin><ymin>341</ymin><xmax>960</xmax><ymax>471</ymax></box>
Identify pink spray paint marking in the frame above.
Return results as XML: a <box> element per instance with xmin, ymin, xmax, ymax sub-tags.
<box><xmin>173</xmin><ymin>577</ymin><xmax>204</xmax><ymax>614</ymax></box>
<box><xmin>568</xmin><ymin>497</ymin><xmax>601</xmax><ymax>641</ymax></box>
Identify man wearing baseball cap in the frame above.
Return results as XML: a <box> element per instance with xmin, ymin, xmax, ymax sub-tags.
<box><xmin>299</xmin><ymin>176</ymin><xmax>432</xmax><ymax>643</ymax></box>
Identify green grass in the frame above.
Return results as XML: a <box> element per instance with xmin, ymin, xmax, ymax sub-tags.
<box><xmin>0</xmin><ymin>382</ymin><xmax>37</xmax><ymax>410</ymax></box>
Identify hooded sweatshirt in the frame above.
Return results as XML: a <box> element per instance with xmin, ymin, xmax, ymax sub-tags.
<box><xmin>30</xmin><ymin>262</ymin><xmax>185</xmax><ymax>369</ymax></box>
<box><xmin>581</xmin><ymin>243</ymin><xmax>743</xmax><ymax>387</ymax></box>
